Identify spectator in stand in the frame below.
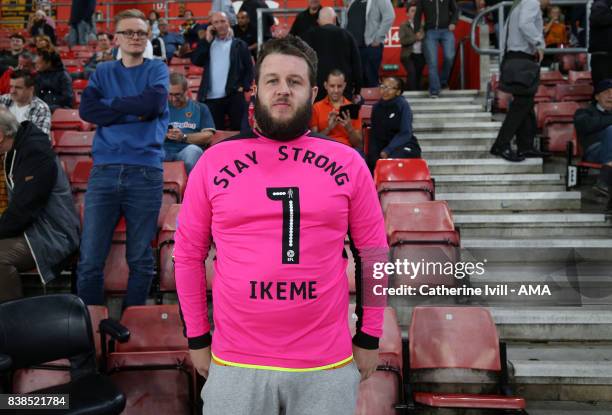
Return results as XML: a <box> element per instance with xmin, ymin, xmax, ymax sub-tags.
<box><xmin>490</xmin><ymin>0</ymin><xmax>549</xmax><ymax>162</ymax></box>
<box><xmin>0</xmin><ymin>108</ymin><xmax>79</xmax><ymax>302</ymax></box>
<box><xmin>239</xmin><ymin>0</ymin><xmax>275</xmax><ymax>41</ymax></box>
<box><xmin>290</xmin><ymin>0</ymin><xmax>322</xmax><ymax>39</ymax></box>
<box><xmin>542</xmin><ymin>6</ymin><xmax>568</xmax><ymax>67</ymax></box>
<box><xmin>574</xmin><ymin>79</ymin><xmax>612</xmax><ymax>210</ymax></box>
<box><xmin>400</xmin><ymin>2</ymin><xmax>426</xmax><ymax>90</ymax></box>
<box><xmin>165</xmin><ymin>73</ymin><xmax>215</xmax><ymax>174</ymax></box>
<box><xmin>29</xmin><ymin>10</ymin><xmax>56</xmax><ymax>45</ymax></box>
<box><xmin>233</xmin><ymin>11</ymin><xmax>258</xmax><ymax>59</ymax></box>
<box><xmin>310</xmin><ymin>69</ymin><xmax>362</xmax><ymax>149</ymax></box>
<box><xmin>76</xmin><ymin>9</ymin><xmax>169</xmax><ymax>308</ymax></box>
<box><xmin>149</xmin><ymin>10</ymin><xmax>161</xmax><ymax>39</ymax></box>
<box><xmin>182</xmin><ymin>9</ymin><xmax>206</xmax><ymax>46</ymax></box>
<box><xmin>367</xmin><ymin>76</ymin><xmax>421</xmax><ymax>172</ymax></box>
<box><xmin>302</xmin><ymin>7</ymin><xmax>362</xmax><ymax>102</ymax></box>
<box><xmin>414</xmin><ymin>0</ymin><xmax>459</xmax><ymax>98</ymax></box>
<box><xmin>589</xmin><ymin>0</ymin><xmax>612</xmax><ymax>86</ymax></box>
<box><xmin>84</xmin><ymin>32</ymin><xmax>114</xmax><ymax>78</ymax></box>
<box><xmin>158</xmin><ymin>19</ymin><xmax>184</xmax><ymax>63</ymax></box>
<box><xmin>346</xmin><ymin>0</ymin><xmax>395</xmax><ymax>88</ymax></box>
<box><xmin>151</xmin><ymin>28</ymin><xmax>167</xmax><ymax>61</ymax></box>
<box><xmin>0</xmin><ymin>52</ymin><xmax>36</xmax><ymax>94</ymax></box>
<box><xmin>191</xmin><ymin>12</ymin><xmax>253</xmax><ymax>131</ymax></box>
<box><xmin>0</xmin><ymin>70</ymin><xmax>51</xmax><ymax>135</ymax></box>
<box><xmin>34</xmin><ymin>35</ymin><xmax>54</xmax><ymax>54</ymax></box>
<box><xmin>69</xmin><ymin>0</ymin><xmax>96</xmax><ymax>46</ymax></box>
<box><xmin>212</xmin><ymin>0</ymin><xmax>238</xmax><ymax>26</ymax></box>
<box><xmin>0</xmin><ymin>34</ymin><xmax>26</xmax><ymax>76</ymax></box>
<box><xmin>35</xmin><ymin>50</ymin><xmax>73</xmax><ymax>112</ymax></box>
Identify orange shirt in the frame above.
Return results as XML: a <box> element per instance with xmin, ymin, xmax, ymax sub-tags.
<box><xmin>310</xmin><ymin>96</ymin><xmax>362</xmax><ymax>147</ymax></box>
<box><xmin>545</xmin><ymin>22</ymin><xmax>567</xmax><ymax>46</ymax></box>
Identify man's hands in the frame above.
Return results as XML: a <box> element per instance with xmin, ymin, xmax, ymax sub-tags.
<box><xmin>325</xmin><ymin>110</ymin><xmax>353</xmax><ymax>134</ymax></box>
<box><xmin>166</xmin><ymin>126</ymin><xmax>184</xmax><ymax>141</ymax></box>
<box><xmin>190</xmin><ymin>347</ymin><xmax>212</xmax><ymax>378</ymax></box>
<box><xmin>537</xmin><ymin>49</ymin><xmax>544</xmax><ymax>63</ymax></box>
<box><xmin>380</xmin><ymin>150</ymin><xmax>389</xmax><ymax>159</ymax></box>
<box><xmin>352</xmin><ymin>344</ymin><xmax>379</xmax><ymax>381</ymax></box>
<box><xmin>416</xmin><ymin>31</ymin><xmax>424</xmax><ymax>41</ymax></box>
<box><xmin>449</xmin><ymin>24</ymin><xmax>456</xmax><ymax>32</ymax></box>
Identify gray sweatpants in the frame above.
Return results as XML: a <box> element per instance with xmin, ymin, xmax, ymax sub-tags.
<box><xmin>202</xmin><ymin>361</ymin><xmax>361</xmax><ymax>415</ymax></box>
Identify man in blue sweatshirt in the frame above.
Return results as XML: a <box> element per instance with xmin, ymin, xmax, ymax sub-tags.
<box><xmin>77</xmin><ymin>9</ymin><xmax>169</xmax><ymax>308</ymax></box>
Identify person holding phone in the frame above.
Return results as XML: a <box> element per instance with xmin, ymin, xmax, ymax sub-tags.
<box><xmin>310</xmin><ymin>69</ymin><xmax>362</xmax><ymax>149</ymax></box>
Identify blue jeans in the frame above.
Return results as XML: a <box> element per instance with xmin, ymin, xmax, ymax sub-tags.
<box><xmin>77</xmin><ymin>164</ymin><xmax>162</xmax><ymax>307</ymax></box>
<box><xmin>423</xmin><ymin>29</ymin><xmax>456</xmax><ymax>95</ymax></box>
<box><xmin>584</xmin><ymin>126</ymin><xmax>612</xmax><ymax>164</ymax></box>
<box><xmin>359</xmin><ymin>45</ymin><xmax>384</xmax><ymax>88</ymax></box>
<box><xmin>164</xmin><ymin>143</ymin><xmax>204</xmax><ymax>174</ymax></box>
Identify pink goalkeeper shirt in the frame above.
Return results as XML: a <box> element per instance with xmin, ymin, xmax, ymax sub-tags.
<box><xmin>174</xmin><ymin>129</ymin><xmax>389</xmax><ymax>371</ymax></box>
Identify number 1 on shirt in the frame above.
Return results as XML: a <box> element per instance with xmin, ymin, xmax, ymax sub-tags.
<box><xmin>266</xmin><ymin>187</ymin><xmax>300</xmax><ymax>264</ymax></box>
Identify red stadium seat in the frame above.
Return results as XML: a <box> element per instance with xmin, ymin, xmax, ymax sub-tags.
<box><xmin>555</xmin><ymin>83</ymin><xmax>594</xmax><ymax>102</ymax></box>
<box><xmin>374</xmin><ymin>158</ymin><xmax>432</xmax><ymax>185</ymax></box>
<box><xmin>187</xmin><ymin>65</ymin><xmax>203</xmax><ymax>78</ymax></box>
<box><xmin>210</xmin><ymin>129</ymin><xmax>239</xmax><ymax>146</ymax></box>
<box><xmin>102</xmin><ymin>305</ymin><xmax>197</xmax><ymax>415</ymax></box>
<box><xmin>408</xmin><ymin>307</ymin><xmax>526</xmax><ymax>411</ymax></box>
<box><xmin>568</xmin><ymin>70</ymin><xmax>592</xmax><ymax>84</ymax></box>
<box><xmin>534</xmin><ymin>85</ymin><xmax>555</xmax><ymax>103</ymax></box>
<box><xmin>535</xmin><ymin>101</ymin><xmax>580</xmax><ymax>129</ymax></box>
<box><xmin>71</xmin><ymin>45</ymin><xmax>91</xmax><ymax>53</ymax></box>
<box><xmin>539</xmin><ymin>70</ymin><xmax>566</xmax><ymax>86</ymax></box>
<box><xmin>363</xmin><ymin>126</ymin><xmax>371</xmax><ymax>154</ymax></box>
<box><xmin>51</xmin><ymin>108</ymin><xmax>92</xmax><ymax>131</ymax></box>
<box><xmin>374</xmin><ymin>159</ymin><xmax>435</xmax><ymax>208</ymax></box>
<box><xmin>53</xmin><ymin>130</ymin><xmax>94</xmax><ymax>176</ymax></box>
<box><xmin>103</xmin><ymin>218</ymin><xmax>129</xmax><ymax>295</ymax></box>
<box><xmin>163</xmin><ymin>161</ymin><xmax>187</xmax><ymax>204</ymax></box>
<box><xmin>169</xmin><ymin>65</ymin><xmax>186</xmax><ymax>75</ymax></box>
<box><xmin>72</xmin><ymin>78</ymin><xmax>89</xmax><ymax>91</ymax></box>
<box><xmin>59</xmin><ymin>50</ymin><xmax>75</xmax><ymax>60</ymax></box>
<box><xmin>171</xmin><ymin>57</ymin><xmax>191</xmax><ymax>66</ymax></box>
<box><xmin>70</xmin><ymin>159</ymin><xmax>93</xmax><ymax>205</ymax></box>
<box><xmin>360</xmin><ymin>87</ymin><xmax>382</xmax><ymax>104</ymax></box>
<box><xmin>187</xmin><ymin>77</ymin><xmax>201</xmax><ymax>89</ymax></box>
<box><xmin>576</xmin><ymin>53</ymin><xmax>588</xmax><ymax>70</ymax></box>
<box><xmin>494</xmin><ymin>90</ymin><xmax>511</xmax><ymax>112</ymax></box>
<box><xmin>560</xmin><ymin>54</ymin><xmax>577</xmax><ymax>73</ymax></box>
<box><xmin>544</xmin><ymin>123</ymin><xmax>577</xmax><ymax>154</ymax></box>
<box><xmin>66</xmin><ymin>65</ymin><xmax>85</xmax><ymax>74</ymax></box>
<box><xmin>360</xmin><ymin>105</ymin><xmax>372</xmax><ymax>126</ymax></box>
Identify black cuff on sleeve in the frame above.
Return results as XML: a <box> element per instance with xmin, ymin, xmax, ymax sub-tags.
<box><xmin>188</xmin><ymin>332</ymin><xmax>212</xmax><ymax>350</ymax></box>
<box><xmin>352</xmin><ymin>330</ymin><xmax>380</xmax><ymax>350</ymax></box>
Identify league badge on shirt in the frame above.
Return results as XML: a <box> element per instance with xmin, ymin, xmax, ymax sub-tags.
<box><xmin>185</xmin><ymin>112</ymin><xmax>192</xmax><ymax>118</ymax></box>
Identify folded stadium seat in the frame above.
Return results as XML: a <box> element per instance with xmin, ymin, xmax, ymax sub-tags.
<box><xmin>0</xmin><ymin>294</ymin><xmax>126</xmax><ymax>414</ymax></box>
<box><xmin>559</xmin><ymin>54</ymin><xmax>577</xmax><ymax>73</ymax></box>
<box><xmin>101</xmin><ymin>304</ymin><xmax>197</xmax><ymax>415</ymax></box>
<box><xmin>544</xmin><ymin>123</ymin><xmax>577</xmax><ymax>155</ymax></box>
<box><xmin>70</xmin><ymin>159</ymin><xmax>93</xmax><ymax>206</ymax></box>
<box><xmin>533</xmin><ymin>84</ymin><xmax>555</xmax><ymax>103</ymax></box>
<box><xmin>171</xmin><ymin>57</ymin><xmax>191</xmax><ymax>66</ymax></box>
<box><xmin>359</xmin><ymin>105</ymin><xmax>372</xmax><ymax>127</ymax></box>
<box><xmin>187</xmin><ymin>77</ymin><xmax>201</xmax><ymax>90</ymax></box>
<box><xmin>51</xmin><ymin>108</ymin><xmax>93</xmax><ymax>131</ymax></box>
<box><xmin>535</xmin><ymin>101</ymin><xmax>581</xmax><ymax>129</ymax></box>
<box><xmin>53</xmin><ymin>130</ymin><xmax>95</xmax><ymax>176</ymax></box>
<box><xmin>12</xmin><ymin>305</ymin><xmax>109</xmax><ymax>394</ymax></box>
<box><xmin>374</xmin><ymin>159</ymin><xmax>435</xmax><ymax>209</ymax></box>
<box><xmin>539</xmin><ymin>70</ymin><xmax>566</xmax><ymax>86</ymax></box>
<box><xmin>385</xmin><ymin>201</ymin><xmax>461</xmax><ymax>290</ymax></box>
<box><xmin>568</xmin><ymin>70</ymin><xmax>592</xmax><ymax>84</ymax></box>
<box><xmin>59</xmin><ymin>50</ymin><xmax>76</xmax><ymax>60</ymax></box>
<box><xmin>209</xmin><ymin>129</ymin><xmax>239</xmax><ymax>146</ymax></box>
<box><xmin>555</xmin><ymin>83</ymin><xmax>594</xmax><ymax>102</ymax></box>
<box><xmin>348</xmin><ymin>305</ymin><xmax>403</xmax><ymax>415</ymax></box>
<box><xmin>72</xmin><ymin>78</ymin><xmax>89</xmax><ymax>91</ymax></box>
<box><xmin>163</xmin><ymin>161</ymin><xmax>187</xmax><ymax>204</ymax></box>
<box><xmin>407</xmin><ymin>306</ymin><xmax>526</xmax><ymax>412</ymax></box>
<box><xmin>576</xmin><ymin>53</ymin><xmax>588</xmax><ymax>70</ymax></box>
<box><xmin>157</xmin><ymin>205</ymin><xmax>215</xmax><ymax>302</ymax></box>
<box><xmin>494</xmin><ymin>90</ymin><xmax>511</xmax><ymax>112</ymax></box>
<box><xmin>74</xmin><ymin>90</ymin><xmax>83</xmax><ymax>107</ymax></box>
<box><xmin>169</xmin><ymin>65</ymin><xmax>186</xmax><ymax>75</ymax></box>
<box><xmin>360</xmin><ymin>87</ymin><xmax>382</xmax><ymax>105</ymax></box>
<box><xmin>187</xmin><ymin>65</ymin><xmax>204</xmax><ymax>78</ymax></box>
<box><xmin>66</xmin><ymin>65</ymin><xmax>85</xmax><ymax>75</ymax></box>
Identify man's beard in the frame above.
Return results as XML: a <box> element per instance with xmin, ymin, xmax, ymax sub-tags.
<box><xmin>254</xmin><ymin>94</ymin><xmax>312</xmax><ymax>142</ymax></box>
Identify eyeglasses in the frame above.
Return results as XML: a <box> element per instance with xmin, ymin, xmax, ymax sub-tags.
<box><xmin>379</xmin><ymin>84</ymin><xmax>397</xmax><ymax>91</ymax></box>
<box><xmin>168</xmin><ymin>93</ymin><xmax>184</xmax><ymax>97</ymax></box>
<box><xmin>116</xmin><ymin>30</ymin><xmax>148</xmax><ymax>39</ymax></box>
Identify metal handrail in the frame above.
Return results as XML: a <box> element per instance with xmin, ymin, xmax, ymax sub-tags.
<box><xmin>470</xmin><ymin>0</ymin><xmax>592</xmax><ymax>64</ymax></box>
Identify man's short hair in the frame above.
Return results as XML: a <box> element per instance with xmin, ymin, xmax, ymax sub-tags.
<box><xmin>0</xmin><ymin>108</ymin><xmax>20</xmax><ymax>138</ymax></box>
<box><xmin>169</xmin><ymin>72</ymin><xmax>188</xmax><ymax>91</ymax></box>
<box><xmin>256</xmin><ymin>35</ymin><xmax>318</xmax><ymax>87</ymax></box>
<box><xmin>97</xmin><ymin>31</ymin><xmax>113</xmax><ymax>41</ymax></box>
<box><xmin>10</xmin><ymin>33</ymin><xmax>26</xmax><ymax>43</ymax></box>
<box><xmin>10</xmin><ymin>69</ymin><xmax>35</xmax><ymax>88</ymax></box>
<box><xmin>326</xmin><ymin>69</ymin><xmax>345</xmax><ymax>82</ymax></box>
<box><xmin>19</xmin><ymin>51</ymin><xmax>34</xmax><ymax>62</ymax></box>
<box><xmin>114</xmin><ymin>9</ymin><xmax>148</xmax><ymax>26</ymax></box>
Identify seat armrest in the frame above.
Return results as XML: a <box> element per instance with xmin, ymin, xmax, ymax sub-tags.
<box><xmin>100</xmin><ymin>318</ymin><xmax>130</xmax><ymax>343</ymax></box>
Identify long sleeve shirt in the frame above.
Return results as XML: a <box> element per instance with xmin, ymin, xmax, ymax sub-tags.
<box><xmin>506</xmin><ymin>0</ymin><xmax>545</xmax><ymax>54</ymax></box>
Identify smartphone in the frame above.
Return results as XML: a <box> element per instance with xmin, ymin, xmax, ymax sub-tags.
<box><xmin>339</xmin><ymin>104</ymin><xmax>361</xmax><ymax>120</ymax></box>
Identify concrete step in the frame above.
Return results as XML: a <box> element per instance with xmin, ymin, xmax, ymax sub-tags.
<box><xmin>414</xmin><ymin>121</ymin><xmax>502</xmax><ymax>132</ymax></box>
<box><xmin>414</xmin><ymin>113</ymin><xmax>493</xmax><ymax>123</ymax></box>
<box><xmin>403</xmin><ymin>89</ymin><xmax>479</xmax><ymax>98</ymax></box>
<box><xmin>411</xmin><ymin>104</ymin><xmax>484</xmax><ymax>113</ymax></box>
<box><xmin>461</xmin><ymin>238</ymin><xmax>612</xmax><ymax>262</ymax></box>
<box><xmin>417</xmin><ymin>131</ymin><xmax>497</xmax><ymax>146</ymax></box>
<box><xmin>407</xmin><ymin>96</ymin><xmax>478</xmax><ymax>105</ymax></box>
<box><xmin>437</xmin><ymin>191</ymin><xmax>581</xmax><ymax>212</ymax></box>
<box><xmin>433</xmin><ymin>173</ymin><xmax>565</xmax><ymax>193</ymax></box>
<box><xmin>455</xmin><ymin>213</ymin><xmax>610</xmax><ymax>237</ymax></box>
<box><xmin>428</xmin><ymin>158</ymin><xmax>543</xmax><ymax>174</ymax></box>
<box><xmin>421</xmin><ymin>144</ymin><xmax>495</xmax><ymax>159</ymax></box>
<box><xmin>527</xmin><ymin>401</ymin><xmax>612</xmax><ymax>415</ymax></box>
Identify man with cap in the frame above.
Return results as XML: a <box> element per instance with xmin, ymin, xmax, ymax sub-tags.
<box><xmin>574</xmin><ymin>79</ymin><xmax>612</xmax><ymax>210</ymax></box>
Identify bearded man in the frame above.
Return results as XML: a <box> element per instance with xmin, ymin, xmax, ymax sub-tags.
<box><xmin>174</xmin><ymin>35</ymin><xmax>389</xmax><ymax>414</ymax></box>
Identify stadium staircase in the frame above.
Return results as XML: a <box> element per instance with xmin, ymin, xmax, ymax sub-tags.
<box><xmin>396</xmin><ymin>88</ymin><xmax>612</xmax><ymax>413</ymax></box>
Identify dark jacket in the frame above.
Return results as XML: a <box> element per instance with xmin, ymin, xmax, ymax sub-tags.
<box><xmin>589</xmin><ymin>0</ymin><xmax>612</xmax><ymax>53</ymax></box>
<box><xmin>35</xmin><ymin>68</ymin><xmax>74</xmax><ymax>111</ymax></box>
<box><xmin>399</xmin><ymin>20</ymin><xmax>418</xmax><ymax>61</ymax></box>
<box><xmin>370</xmin><ymin>96</ymin><xmax>420</xmax><ymax>157</ymax></box>
<box><xmin>0</xmin><ymin>121</ymin><xmax>80</xmax><ymax>284</ymax></box>
<box><xmin>414</xmin><ymin>0</ymin><xmax>460</xmax><ymax>32</ymax></box>
<box><xmin>30</xmin><ymin>20</ymin><xmax>56</xmax><ymax>45</ymax></box>
<box><xmin>574</xmin><ymin>102</ymin><xmax>612</xmax><ymax>151</ymax></box>
<box><xmin>191</xmin><ymin>37</ymin><xmax>254</xmax><ymax>102</ymax></box>
<box><xmin>239</xmin><ymin>0</ymin><xmax>274</xmax><ymax>40</ymax></box>
<box><xmin>69</xmin><ymin>0</ymin><xmax>96</xmax><ymax>25</ymax></box>
<box><xmin>290</xmin><ymin>7</ymin><xmax>321</xmax><ymax>39</ymax></box>
<box><xmin>301</xmin><ymin>24</ymin><xmax>363</xmax><ymax>101</ymax></box>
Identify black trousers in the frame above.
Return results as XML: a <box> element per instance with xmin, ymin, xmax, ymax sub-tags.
<box><xmin>401</xmin><ymin>53</ymin><xmax>426</xmax><ymax>91</ymax></box>
<box><xmin>205</xmin><ymin>92</ymin><xmax>246</xmax><ymax>131</ymax></box>
<box><xmin>493</xmin><ymin>94</ymin><xmax>536</xmax><ymax>152</ymax></box>
<box><xmin>591</xmin><ymin>54</ymin><xmax>612</xmax><ymax>87</ymax></box>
